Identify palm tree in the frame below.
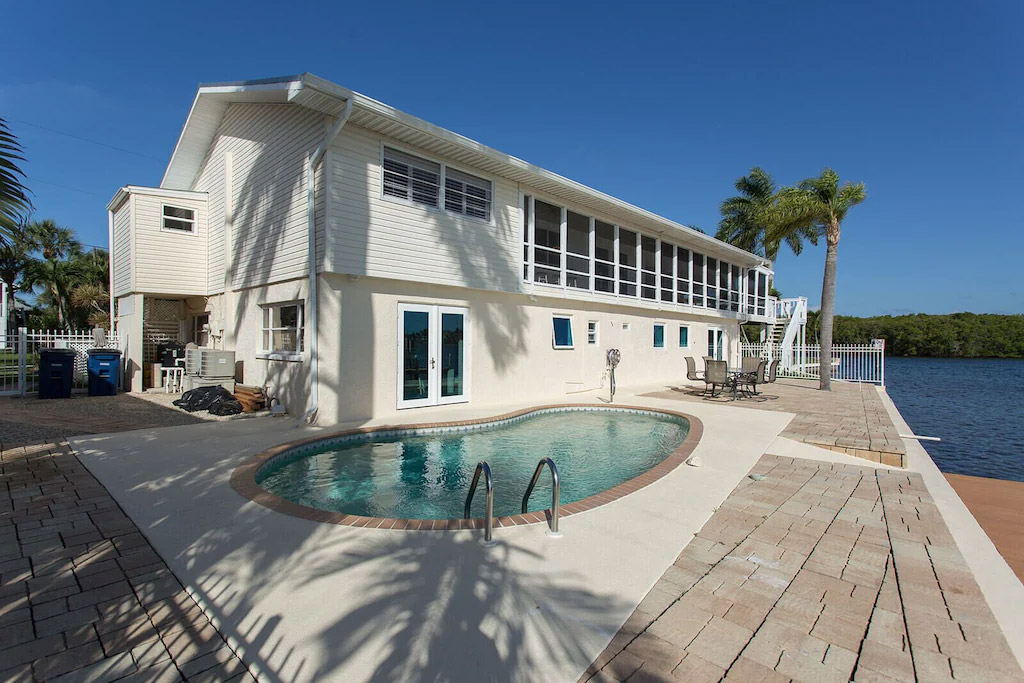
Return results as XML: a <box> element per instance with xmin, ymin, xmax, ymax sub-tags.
<box><xmin>0</xmin><ymin>220</ymin><xmax>36</xmax><ymax>331</ymax></box>
<box><xmin>716</xmin><ymin>167</ymin><xmax>821</xmax><ymax>260</ymax></box>
<box><xmin>28</xmin><ymin>219</ymin><xmax>79</xmax><ymax>262</ymax></box>
<box><xmin>23</xmin><ymin>219</ymin><xmax>83</xmax><ymax>329</ymax></box>
<box><xmin>0</xmin><ymin>118</ymin><xmax>32</xmax><ymax>241</ymax></box>
<box><xmin>777</xmin><ymin>169</ymin><xmax>866</xmax><ymax>390</ymax></box>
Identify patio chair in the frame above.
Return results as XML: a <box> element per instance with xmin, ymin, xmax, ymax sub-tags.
<box><xmin>741</xmin><ymin>355</ymin><xmax>760</xmax><ymax>374</ymax></box>
<box><xmin>737</xmin><ymin>359</ymin><xmax>768</xmax><ymax>396</ymax></box>
<box><xmin>767</xmin><ymin>359</ymin><xmax>780</xmax><ymax>383</ymax></box>
<box><xmin>685</xmin><ymin>356</ymin><xmax>704</xmax><ymax>382</ymax></box>
<box><xmin>704</xmin><ymin>360</ymin><xmax>730</xmax><ymax>398</ymax></box>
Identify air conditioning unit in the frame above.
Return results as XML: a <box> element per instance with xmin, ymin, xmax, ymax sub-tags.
<box><xmin>185</xmin><ymin>348</ymin><xmax>235</xmax><ymax>378</ymax></box>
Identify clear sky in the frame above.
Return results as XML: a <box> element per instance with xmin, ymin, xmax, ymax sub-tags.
<box><xmin>2</xmin><ymin>0</ymin><xmax>1021</xmax><ymax>316</ymax></box>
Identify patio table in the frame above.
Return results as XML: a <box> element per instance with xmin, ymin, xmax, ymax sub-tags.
<box><xmin>724</xmin><ymin>367</ymin><xmax>755</xmax><ymax>400</ymax></box>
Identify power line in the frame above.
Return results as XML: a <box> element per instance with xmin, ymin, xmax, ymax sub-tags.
<box><xmin>8</xmin><ymin>117</ymin><xmax>164</xmax><ymax>162</ymax></box>
<box><xmin>26</xmin><ymin>176</ymin><xmax>104</xmax><ymax>197</ymax></box>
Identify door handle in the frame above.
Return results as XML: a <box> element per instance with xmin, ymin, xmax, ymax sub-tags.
<box><xmin>431</xmin><ymin>358</ymin><xmax>436</xmax><ymax>369</ymax></box>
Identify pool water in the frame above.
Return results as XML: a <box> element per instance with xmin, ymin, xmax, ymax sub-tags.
<box><xmin>256</xmin><ymin>408</ymin><xmax>689</xmax><ymax>519</ymax></box>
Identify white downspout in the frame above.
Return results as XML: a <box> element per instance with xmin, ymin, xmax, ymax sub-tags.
<box><xmin>303</xmin><ymin>97</ymin><xmax>353</xmax><ymax>424</ymax></box>
<box><xmin>107</xmin><ymin>210</ymin><xmax>115</xmax><ymax>336</ymax></box>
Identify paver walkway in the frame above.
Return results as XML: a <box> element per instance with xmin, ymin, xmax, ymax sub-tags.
<box><xmin>582</xmin><ymin>454</ymin><xmax>1022</xmax><ymax>682</ymax></box>
<box><xmin>0</xmin><ymin>442</ymin><xmax>251</xmax><ymax>682</ymax></box>
<box><xmin>640</xmin><ymin>379</ymin><xmax>905</xmax><ymax>466</ymax></box>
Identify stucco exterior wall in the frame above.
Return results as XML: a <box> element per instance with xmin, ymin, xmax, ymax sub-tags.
<box><xmin>313</xmin><ymin>275</ymin><xmax>741</xmax><ymax>425</ymax></box>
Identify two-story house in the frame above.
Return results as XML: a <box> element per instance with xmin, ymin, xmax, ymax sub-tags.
<box><xmin>106</xmin><ymin>73</ymin><xmax>777</xmax><ymax>424</ymax></box>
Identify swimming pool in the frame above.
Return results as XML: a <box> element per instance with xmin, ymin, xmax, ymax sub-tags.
<box><xmin>244</xmin><ymin>406</ymin><xmax>696</xmax><ymax>524</ymax></box>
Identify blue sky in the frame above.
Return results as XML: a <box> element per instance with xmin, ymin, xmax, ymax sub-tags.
<box><xmin>2</xmin><ymin>0</ymin><xmax>1021</xmax><ymax>316</ymax></box>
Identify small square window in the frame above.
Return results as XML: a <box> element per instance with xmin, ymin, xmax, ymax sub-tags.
<box><xmin>622</xmin><ymin>322</ymin><xmax>631</xmax><ymax>331</ymax></box>
<box><xmin>653</xmin><ymin>324</ymin><xmax>665</xmax><ymax>348</ymax></box>
<box><xmin>552</xmin><ymin>316</ymin><xmax>574</xmax><ymax>349</ymax></box>
<box><xmin>587</xmin><ymin>321</ymin><xmax>598</xmax><ymax>345</ymax></box>
<box><xmin>679</xmin><ymin>326</ymin><xmax>689</xmax><ymax>348</ymax></box>
<box><xmin>162</xmin><ymin>205</ymin><xmax>195</xmax><ymax>233</ymax></box>
<box><xmin>260</xmin><ymin>301</ymin><xmax>304</xmax><ymax>355</ymax></box>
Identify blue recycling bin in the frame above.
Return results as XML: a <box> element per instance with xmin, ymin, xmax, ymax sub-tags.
<box><xmin>38</xmin><ymin>348</ymin><xmax>76</xmax><ymax>399</ymax></box>
<box><xmin>87</xmin><ymin>349</ymin><xmax>122</xmax><ymax>396</ymax></box>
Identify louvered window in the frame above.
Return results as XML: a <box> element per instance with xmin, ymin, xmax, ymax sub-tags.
<box><xmin>382</xmin><ymin>147</ymin><xmax>440</xmax><ymax>208</ymax></box>
<box><xmin>445</xmin><ymin>167</ymin><xmax>492</xmax><ymax>221</ymax></box>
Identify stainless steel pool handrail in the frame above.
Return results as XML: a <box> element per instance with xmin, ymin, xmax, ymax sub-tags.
<box><xmin>522</xmin><ymin>457</ymin><xmax>563</xmax><ymax>537</ymax></box>
<box><xmin>464</xmin><ymin>461</ymin><xmax>496</xmax><ymax>546</ymax></box>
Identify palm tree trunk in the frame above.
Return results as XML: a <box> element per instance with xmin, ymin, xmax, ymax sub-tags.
<box><xmin>818</xmin><ymin>225</ymin><xmax>840</xmax><ymax>390</ymax></box>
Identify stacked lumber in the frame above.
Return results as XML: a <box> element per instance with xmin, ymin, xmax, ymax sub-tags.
<box><xmin>234</xmin><ymin>385</ymin><xmax>267</xmax><ymax>413</ymax></box>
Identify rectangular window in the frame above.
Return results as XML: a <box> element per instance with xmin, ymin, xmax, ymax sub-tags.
<box><xmin>618</xmin><ymin>229</ymin><xmax>637</xmax><ymax>296</ymax></box>
<box><xmin>679</xmin><ymin>325</ymin><xmax>689</xmax><ymax>348</ymax></box>
<box><xmin>533</xmin><ymin>199</ymin><xmax>562</xmax><ymax>285</ymax></box>
<box><xmin>162</xmin><ymin>205</ymin><xmax>195</xmax><ymax>233</ymax></box>
<box><xmin>261</xmin><ymin>302</ymin><xmax>304</xmax><ymax>355</ymax></box>
<box><xmin>565</xmin><ymin>210</ymin><xmax>590</xmax><ymax>290</ymax></box>
<box><xmin>552</xmin><ymin>316</ymin><xmax>574</xmax><ymax>349</ymax></box>
<box><xmin>730</xmin><ymin>264</ymin><xmax>741</xmax><ymax>312</ymax></box>
<box><xmin>641</xmin><ymin>236</ymin><xmax>657</xmax><ymax>300</ymax></box>
<box><xmin>444</xmin><ymin>167</ymin><xmax>492</xmax><ymax>220</ymax></box>
<box><xmin>382</xmin><ymin>147</ymin><xmax>440</xmax><ymax>208</ymax></box>
<box><xmin>757</xmin><ymin>272</ymin><xmax>768</xmax><ymax>316</ymax></box>
<box><xmin>653</xmin><ymin>324</ymin><xmax>665</xmax><ymax>348</ymax></box>
<box><xmin>692</xmin><ymin>252</ymin><xmax>705</xmax><ymax>307</ymax></box>
<box><xmin>706</xmin><ymin>257</ymin><xmax>718</xmax><ymax>309</ymax></box>
<box><xmin>676</xmin><ymin>247</ymin><xmax>690</xmax><ymax>305</ymax></box>
<box><xmin>660</xmin><ymin>242</ymin><xmax>675</xmax><ymax>303</ymax></box>
<box><xmin>587</xmin><ymin>320</ymin><xmax>598</xmax><ymax>345</ymax></box>
<box><xmin>719</xmin><ymin>261</ymin><xmax>731</xmax><ymax>311</ymax></box>
<box><xmin>522</xmin><ymin>195</ymin><xmax>531</xmax><ymax>281</ymax></box>
<box><xmin>594</xmin><ymin>220</ymin><xmax>615</xmax><ymax>293</ymax></box>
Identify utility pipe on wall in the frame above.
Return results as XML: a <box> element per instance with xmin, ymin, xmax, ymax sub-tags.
<box><xmin>107</xmin><ymin>210</ymin><xmax>115</xmax><ymax>336</ymax></box>
<box><xmin>303</xmin><ymin>97</ymin><xmax>353</xmax><ymax>424</ymax></box>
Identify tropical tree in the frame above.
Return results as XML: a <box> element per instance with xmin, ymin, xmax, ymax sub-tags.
<box><xmin>23</xmin><ymin>219</ymin><xmax>84</xmax><ymax>329</ymax></box>
<box><xmin>0</xmin><ymin>117</ymin><xmax>32</xmax><ymax>241</ymax></box>
<box><xmin>0</xmin><ymin>220</ymin><xmax>36</xmax><ymax>330</ymax></box>
<box><xmin>716</xmin><ymin>167</ymin><xmax>822</xmax><ymax>260</ymax></box>
<box><xmin>68</xmin><ymin>249</ymin><xmax>110</xmax><ymax>327</ymax></box>
<box><xmin>777</xmin><ymin>169</ymin><xmax>866</xmax><ymax>390</ymax></box>
<box><xmin>28</xmin><ymin>219</ymin><xmax>79</xmax><ymax>262</ymax></box>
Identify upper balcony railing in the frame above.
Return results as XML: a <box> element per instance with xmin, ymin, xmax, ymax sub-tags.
<box><xmin>774</xmin><ymin>297</ymin><xmax>808</xmax><ymax>323</ymax></box>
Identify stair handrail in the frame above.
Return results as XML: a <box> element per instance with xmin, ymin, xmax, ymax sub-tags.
<box><xmin>522</xmin><ymin>457</ymin><xmax>563</xmax><ymax>537</ymax></box>
<box><xmin>464</xmin><ymin>461</ymin><xmax>495</xmax><ymax>546</ymax></box>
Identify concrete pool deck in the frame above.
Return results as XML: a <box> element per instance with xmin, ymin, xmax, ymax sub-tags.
<box><xmin>5</xmin><ymin>381</ymin><xmax>1021</xmax><ymax>681</ymax></box>
<box><xmin>65</xmin><ymin>390</ymin><xmax>798</xmax><ymax>681</ymax></box>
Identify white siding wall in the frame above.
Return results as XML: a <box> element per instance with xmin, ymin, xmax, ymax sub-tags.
<box><xmin>112</xmin><ymin>201</ymin><xmax>133</xmax><ymax>296</ymax></box>
<box><xmin>132</xmin><ymin>193</ymin><xmax>208</xmax><ymax>295</ymax></box>
<box><xmin>205</xmin><ymin>103</ymin><xmax>326</xmax><ymax>290</ymax></box>
<box><xmin>326</xmin><ymin>125</ymin><xmax>522</xmax><ymax>293</ymax></box>
<box><xmin>193</xmin><ymin>133</ymin><xmax>227</xmax><ymax>294</ymax></box>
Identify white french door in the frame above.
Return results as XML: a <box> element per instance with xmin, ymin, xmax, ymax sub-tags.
<box><xmin>397</xmin><ymin>304</ymin><xmax>469</xmax><ymax>409</ymax></box>
<box><xmin>707</xmin><ymin>327</ymin><xmax>726</xmax><ymax>361</ymax></box>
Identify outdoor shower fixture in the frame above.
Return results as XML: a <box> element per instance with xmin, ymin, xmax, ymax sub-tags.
<box><xmin>607</xmin><ymin>348</ymin><xmax>621</xmax><ymax>403</ymax></box>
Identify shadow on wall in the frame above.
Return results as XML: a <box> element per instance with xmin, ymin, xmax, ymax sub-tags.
<box><xmin>225</xmin><ymin>105</ymin><xmax>321</xmax><ymax>417</ymax></box>
<box><xmin>80</xmin><ymin>426</ymin><xmax>628</xmax><ymax>681</ymax></box>
<box><xmin>435</xmin><ymin>189</ymin><xmax>529</xmax><ymax>377</ymax></box>
<box><xmin>328</xmin><ymin>155</ymin><xmax>531</xmax><ymax>423</ymax></box>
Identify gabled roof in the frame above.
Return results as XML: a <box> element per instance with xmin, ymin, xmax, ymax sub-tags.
<box><xmin>161</xmin><ymin>73</ymin><xmax>769</xmax><ymax>267</ymax></box>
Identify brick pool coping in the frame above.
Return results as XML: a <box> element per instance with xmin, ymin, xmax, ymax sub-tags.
<box><xmin>230</xmin><ymin>404</ymin><xmax>704</xmax><ymax>531</ymax></box>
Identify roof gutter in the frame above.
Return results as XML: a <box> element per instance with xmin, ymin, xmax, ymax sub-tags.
<box><xmin>302</xmin><ymin>96</ymin><xmax>352</xmax><ymax>425</ymax></box>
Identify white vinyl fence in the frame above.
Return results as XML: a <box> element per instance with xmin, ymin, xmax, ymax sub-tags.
<box><xmin>741</xmin><ymin>339</ymin><xmax>886</xmax><ymax>385</ymax></box>
<box><xmin>0</xmin><ymin>328</ymin><xmax>122</xmax><ymax>396</ymax></box>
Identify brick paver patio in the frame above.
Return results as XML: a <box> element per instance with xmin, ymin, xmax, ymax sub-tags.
<box><xmin>640</xmin><ymin>379</ymin><xmax>906</xmax><ymax>467</ymax></box>
<box><xmin>582</xmin><ymin>454</ymin><xmax>1022</xmax><ymax>682</ymax></box>
<box><xmin>0</xmin><ymin>442</ymin><xmax>251</xmax><ymax>682</ymax></box>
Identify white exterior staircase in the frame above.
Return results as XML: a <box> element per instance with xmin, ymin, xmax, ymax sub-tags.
<box><xmin>760</xmin><ymin>297</ymin><xmax>808</xmax><ymax>372</ymax></box>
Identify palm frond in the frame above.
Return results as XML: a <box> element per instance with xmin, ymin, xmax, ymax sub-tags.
<box><xmin>0</xmin><ymin>118</ymin><xmax>32</xmax><ymax>239</ymax></box>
